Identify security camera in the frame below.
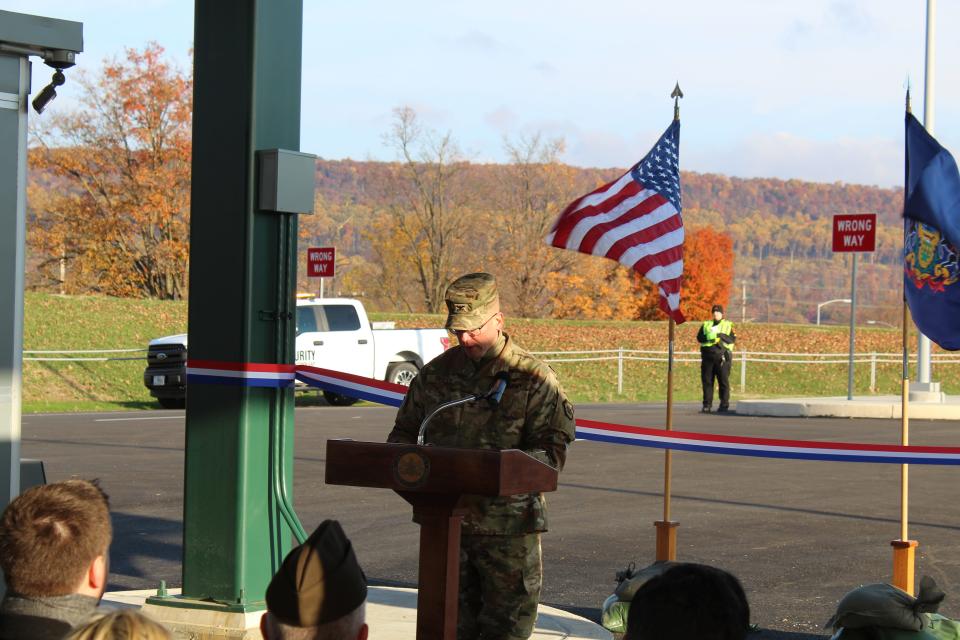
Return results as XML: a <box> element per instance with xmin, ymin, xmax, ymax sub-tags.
<box><xmin>43</xmin><ymin>49</ymin><xmax>77</xmax><ymax>71</ymax></box>
<box><xmin>31</xmin><ymin>51</ymin><xmax>75</xmax><ymax>115</ymax></box>
<box><xmin>32</xmin><ymin>69</ymin><xmax>66</xmax><ymax>114</ymax></box>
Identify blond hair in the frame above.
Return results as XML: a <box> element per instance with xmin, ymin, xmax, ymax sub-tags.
<box><xmin>65</xmin><ymin>610</ymin><xmax>172</xmax><ymax>640</ymax></box>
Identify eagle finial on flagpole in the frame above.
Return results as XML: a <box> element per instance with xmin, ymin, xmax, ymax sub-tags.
<box><xmin>671</xmin><ymin>83</ymin><xmax>684</xmax><ymax>121</ymax></box>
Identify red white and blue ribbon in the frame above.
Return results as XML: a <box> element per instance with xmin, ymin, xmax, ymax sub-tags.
<box><xmin>575</xmin><ymin>419</ymin><xmax>960</xmax><ymax>466</ymax></box>
<box><xmin>187</xmin><ymin>361</ymin><xmax>960</xmax><ymax>465</ymax></box>
<box><xmin>295</xmin><ymin>365</ymin><xmax>406</xmax><ymax>407</ymax></box>
<box><xmin>186</xmin><ymin>360</ymin><xmax>296</xmax><ymax>388</ymax></box>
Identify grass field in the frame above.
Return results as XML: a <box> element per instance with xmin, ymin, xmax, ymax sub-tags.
<box><xmin>20</xmin><ymin>293</ymin><xmax>959</xmax><ymax>413</ymax></box>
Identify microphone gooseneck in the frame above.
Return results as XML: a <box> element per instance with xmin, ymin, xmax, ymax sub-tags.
<box><xmin>416</xmin><ymin>372</ymin><xmax>511</xmax><ymax>445</ymax></box>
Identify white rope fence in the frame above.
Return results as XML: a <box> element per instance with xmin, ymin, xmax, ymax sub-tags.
<box><xmin>22</xmin><ymin>346</ymin><xmax>960</xmax><ymax>394</ymax></box>
<box><xmin>23</xmin><ymin>348</ymin><xmax>147</xmax><ymax>362</ymax></box>
<box><xmin>530</xmin><ymin>348</ymin><xmax>960</xmax><ymax>394</ymax></box>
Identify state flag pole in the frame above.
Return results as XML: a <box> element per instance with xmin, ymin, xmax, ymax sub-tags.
<box><xmin>655</xmin><ymin>85</ymin><xmax>683</xmax><ymax>562</ymax></box>
<box><xmin>892</xmin><ymin>87</ymin><xmax>917</xmax><ymax>595</ymax></box>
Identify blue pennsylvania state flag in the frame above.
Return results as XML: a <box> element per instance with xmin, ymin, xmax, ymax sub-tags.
<box><xmin>903</xmin><ymin>112</ymin><xmax>960</xmax><ymax>350</ymax></box>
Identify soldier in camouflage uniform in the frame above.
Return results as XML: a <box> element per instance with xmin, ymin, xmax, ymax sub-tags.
<box><xmin>387</xmin><ymin>272</ymin><xmax>576</xmax><ymax>640</ymax></box>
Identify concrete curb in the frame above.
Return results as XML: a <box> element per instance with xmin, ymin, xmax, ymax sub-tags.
<box><xmin>735</xmin><ymin>396</ymin><xmax>960</xmax><ymax>420</ymax></box>
<box><xmin>103</xmin><ymin>587</ymin><xmax>614</xmax><ymax>640</ymax></box>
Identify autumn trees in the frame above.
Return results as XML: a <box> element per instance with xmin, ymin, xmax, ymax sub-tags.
<box><xmin>495</xmin><ymin>134</ymin><xmax>577</xmax><ymax>318</ymax></box>
<box><xmin>376</xmin><ymin>107</ymin><xmax>473</xmax><ymax>314</ymax></box>
<box><xmin>28</xmin><ymin>44</ymin><xmax>191</xmax><ymax>299</ymax></box>
<box><xmin>23</xmin><ymin>44</ymin><xmax>910</xmax><ymax>327</ymax></box>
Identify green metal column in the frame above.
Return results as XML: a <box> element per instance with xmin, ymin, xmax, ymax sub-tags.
<box><xmin>178</xmin><ymin>0</ymin><xmax>303</xmax><ymax>609</ymax></box>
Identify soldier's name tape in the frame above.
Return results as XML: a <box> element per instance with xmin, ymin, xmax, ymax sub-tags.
<box><xmin>187</xmin><ymin>360</ymin><xmax>960</xmax><ymax>466</ymax></box>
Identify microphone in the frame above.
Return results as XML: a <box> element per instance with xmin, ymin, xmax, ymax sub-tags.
<box><xmin>416</xmin><ymin>371</ymin><xmax>511</xmax><ymax>444</ymax></box>
<box><xmin>484</xmin><ymin>371</ymin><xmax>510</xmax><ymax>406</ymax></box>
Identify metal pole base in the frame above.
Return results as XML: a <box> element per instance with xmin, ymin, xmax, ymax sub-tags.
<box><xmin>891</xmin><ymin>539</ymin><xmax>919</xmax><ymax>595</ymax></box>
<box><xmin>654</xmin><ymin>520</ymin><xmax>679</xmax><ymax>561</ymax></box>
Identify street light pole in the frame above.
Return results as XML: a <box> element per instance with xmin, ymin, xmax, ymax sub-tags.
<box><xmin>916</xmin><ymin>0</ymin><xmax>936</xmax><ymax>393</ymax></box>
<box><xmin>816</xmin><ymin>298</ymin><xmax>852</xmax><ymax>326</ymax></box>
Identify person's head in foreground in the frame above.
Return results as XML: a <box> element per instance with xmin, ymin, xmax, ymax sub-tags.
<box><xmin>0</xmin><ymin>479</ymin><xmax>112</xmax><ymax>600</ymax></box>
<box><xmin>261</xmin><ymin>520</ymin><xmax>368</xmax><ymax>640</ymax></box>
<box><xmin>712</xmin><ymin>304</ymin><xmax>724</xmax><ymax>321</ymax></box>
<box><xmin>625</xmin><ymin>563</ymin><xmax>750</xmax><ymax>640</ymax></box>
<box><xmin>444</xmin><ymin>272</ymin><xmax>504</xmax><ymax>361</ymax></box>
<box><xmin>64</xmin><ymin>610</ymin><xmax>171</xmax><ymax>640</ymax></box>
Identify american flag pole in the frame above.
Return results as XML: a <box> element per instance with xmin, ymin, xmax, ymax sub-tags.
<box><xmin>544</xmin><ymin>86</ymin><xmax>686</xmax><ymax>561</ymax></box>
<box><xmin>656</xmin><ymin>84</ymin><xmax>683</xmax><ymax>561</ymax></box>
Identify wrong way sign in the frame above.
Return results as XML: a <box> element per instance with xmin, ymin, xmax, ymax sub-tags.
<box><xmin>307</xmin><ymin>247</ymin><xmax>335</xmax><ymax>277</ymax></box>
<box><xmin>832</xmin><ymin>214</ymin><xmax>876</xmax><ymax>252</ymax></box>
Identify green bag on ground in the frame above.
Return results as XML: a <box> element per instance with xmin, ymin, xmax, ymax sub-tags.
<box><xmin>832</xmin><ymin>613</ymin><xmax>960</xmax><ymax>640</ymax></box>
<box><xmin>825</xmin><ymin>577</ymin><xmax>946</xmax><ymax>632</ymax></box>
<box><xmin>601</xmin><ymin>593</ymin><xmax>631</xmax><ymax>634</ymax></box>
<box><xmin>614</xmin><ymin>561</ymin><xmax>676</xmax><ymax>601</ymax></box>
<box><xmin>601</xmin><ymin>561</ymin><xmax>676</xmax><ymax>634</ymax></box>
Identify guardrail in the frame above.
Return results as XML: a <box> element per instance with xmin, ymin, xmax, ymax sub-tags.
<box><xmin>529</xmin><ymin>348</ymin><xmax>960</xmax><ymax>394</ymax></box>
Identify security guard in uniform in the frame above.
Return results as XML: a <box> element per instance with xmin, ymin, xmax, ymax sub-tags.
<box><xmin>697</xmin><ymin>304</ymin><xmax>736</xmax><ymax>413</ymax></box>
<box><xmin>387</xmin><ymin>272</ymin><xmax>576</xmax><ymax>640</ymax></box>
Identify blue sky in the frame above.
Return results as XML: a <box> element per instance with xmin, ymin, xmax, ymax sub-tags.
<box><xmin>9</xmin><ymin>1</ymin><xmax>960</xmax><ymax>188</ymax></box>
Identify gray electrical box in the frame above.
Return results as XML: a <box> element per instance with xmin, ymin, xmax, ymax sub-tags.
<box><xmin>258</xmin><ymin>148</ymin><xmax>317</xmax><ymax>214</ymax></box>
<box><xmin>19</xmin><ymin>459</ymin><xmax>46</xmax><ymax>492</ymax></box>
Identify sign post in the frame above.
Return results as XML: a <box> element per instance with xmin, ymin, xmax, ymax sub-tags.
<box><xmin>832</xmin><ymin>213</ymin><xmax>877</xmax><ymax>400</ymax></box>
<box><xmin>307</xmin><ymin>246</ymin><xmax>335</xmax><ymax>298</ymax></box>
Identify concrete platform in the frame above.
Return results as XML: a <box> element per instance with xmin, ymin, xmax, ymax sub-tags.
<box><xmin>103</xmin><ymin>587</ymin><xmax>613</xmax><ymax>640</ymax></box>
<box><xmin>736</xmin><ymin>395</ymin><xmax>960</xmax><ymax>420</ymax></box>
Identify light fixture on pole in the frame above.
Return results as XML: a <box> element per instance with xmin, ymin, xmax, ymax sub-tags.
<box><xmin>816</xmin><ymin>299</ymin><xmax>852</xmax><ymax>326</ymax></box>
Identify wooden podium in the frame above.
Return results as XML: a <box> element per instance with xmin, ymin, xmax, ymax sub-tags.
<box><xmin>325</xmin><ymin>439</ymin><xmax>559</xmax><ymax>640</ymax></box>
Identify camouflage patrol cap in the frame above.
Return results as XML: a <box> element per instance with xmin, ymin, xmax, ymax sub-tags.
<box><xmin>265</xmin><ymin>520</ymin><xmax>367</xmax><ymax>627</ymax></box>
<box><xmin>444</xmin><ymin>272</ymin><xmax>500</xmax><ymax>331</ymax></box>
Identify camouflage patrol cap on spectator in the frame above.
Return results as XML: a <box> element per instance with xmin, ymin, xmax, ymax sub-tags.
<box><xmin>444</xmin><ymin>272</ymin><xmax>500</xmax><ymax>331</ymax></box>
<box><xmin>265</xmin><ymin>520</ymin><xmax>367</xmax><ymax>627</ymax></box>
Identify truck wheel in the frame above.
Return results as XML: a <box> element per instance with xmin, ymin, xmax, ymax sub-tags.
<box><xmin>158</xmin><ymin>397</ymin><xmax>185</xmax><ymax>410</ymax></box>
<box><xmin>387</xmin><ymin>362</ymin><xmax>419</xmax><ymax>386</ymax></box>
<box><xmin>323</xmin><ymin>391</ymin><xmax>358</xmax><ymax>406</ymax></box>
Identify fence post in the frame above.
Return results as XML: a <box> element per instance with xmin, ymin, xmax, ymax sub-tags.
<box><xmin>870</xmin><ymin>352</ymin><xmax>877</xmax><ymax>393</ymax></box>
<box><xmin>617</xmin><ymin>346</ymin><xmax>623</xmax><ymax>395</ymax></box>
<box><xmin>740</xmin><ymin>351</ymin><xmax>746</xmax><ymax>393</ymax></box>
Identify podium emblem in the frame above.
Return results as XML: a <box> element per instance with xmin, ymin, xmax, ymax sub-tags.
<box><xmin>394</xmin><ymin>450</ymin><xmax>430</xmax><ymax>488</ymax></box>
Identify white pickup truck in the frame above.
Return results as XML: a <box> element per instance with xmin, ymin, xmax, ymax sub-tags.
<box><xmin>143</xmin><ymin>297</ymin><xmax>450</xmax><ymax>408</ymax></box>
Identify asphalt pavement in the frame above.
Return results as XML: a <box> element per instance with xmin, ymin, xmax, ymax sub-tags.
<box><xmin>20</xmin><ymin>403</ymin><xmax>960</xmax><ymax>639</ymax></box>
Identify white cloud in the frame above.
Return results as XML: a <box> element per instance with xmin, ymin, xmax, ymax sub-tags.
<box><xmin>830</xmin><ymin>1</ymin><xmax>874</xmax><ymax>33</ymax></box>
<box><xmin>567</xmin><ymin>129</ymin><xmax>637</xmax><ymax>170</ymax></box>
<box><xmin>453</xmin><ymin>31</ymin><xmax>499</xmax><ymax>51</ymax></box>
<box><xmin>484</xmin><ymin>106</ymin><xmax>518</xmax><ymax>132</ymax></box>
<box><xmin>687</xmin><ymin>132</ymin><xmax>902</xmax><ymax>187</ymax></box>
<box><xmin>533</xmin><ymin>60</ymin><xmax>556</xmax><ymax>75</ymax></box>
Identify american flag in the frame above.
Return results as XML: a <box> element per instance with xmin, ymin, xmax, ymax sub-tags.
<box><xmin>546</xmin><ymin>120</ymin><xmax>685</xmax><ymax>323</ymax></box>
